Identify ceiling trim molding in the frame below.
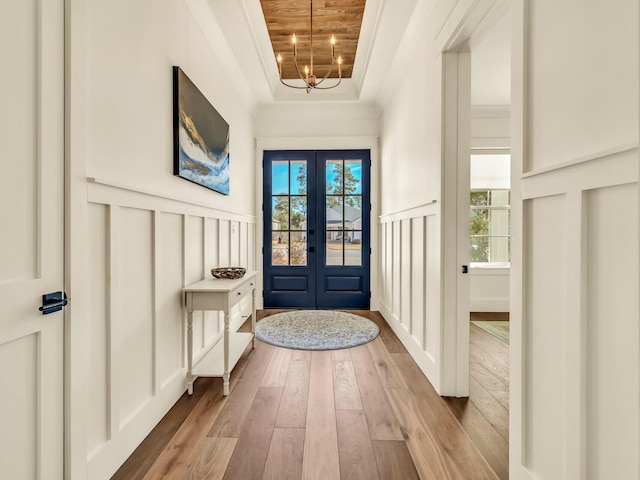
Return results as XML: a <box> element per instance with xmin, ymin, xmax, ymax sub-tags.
<box><xmin>184</xmin><ymin>0</ymin><xmax>259</xmax><ymax>114</ymax></box>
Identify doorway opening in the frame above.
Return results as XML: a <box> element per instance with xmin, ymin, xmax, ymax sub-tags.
<box><xmin>262</xmin><ymin>150</ymin><xmax>371</xmax><ymax>309</ymax></box>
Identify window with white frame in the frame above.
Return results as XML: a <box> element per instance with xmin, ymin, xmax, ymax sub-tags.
<box><xmin>470</xmin><ymin>153</ymin><xmax>510</xmax><ymax>264</ymax></box>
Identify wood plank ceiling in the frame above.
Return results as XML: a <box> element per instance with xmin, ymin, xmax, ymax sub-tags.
<box><xmin>260</xmin><ymin>0</ymin><xmax>366</xmax><ymax>80</ymax></box>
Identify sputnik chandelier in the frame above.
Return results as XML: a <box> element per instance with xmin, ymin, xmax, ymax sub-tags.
<box><xmin>276</xmin><ymin>0</ymin><xmax>342</xmax><ymax>93</ymax></box>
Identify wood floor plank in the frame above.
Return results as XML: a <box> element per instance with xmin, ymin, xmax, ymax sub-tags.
<box><xmin>384</xmin><ymin>387</ymin><xmax>453</xmax><ymax>479</ymax></box>
<box><xmin>470</xmin><ymin>361</ymin><xmax>509</xmax><ymax>392</ymax></box>
<box><xmin>222</xmin><ymin>386</ymin><xmax>283</xmax><ymax>480</ymax></box>
<box><xmin>186</xmin><ymin>437</ymin><xmax>237</xmax><ymax>480</ymax></box>
<box><xmin>141</xmin><ymin>379</ymin><xmax>228</xmax><ymax>480</ymax></box>
<box><xmin>261</xmin><ymin>346</ymin><xmax>292</xmax><ymax>387</ymax></box>
<box><xmin>331</xmin><ymin>348</ymin><xmax>352</xmax><ymax>362</ymax></box>
<box><xmin>262</xmin><ymin>428</ymin><xmax>305</xmax><ymax>480</ymax></box>
<box><xmin>302</xmin><ymin>351</ymin><xmax>340</xmax><ymax>480</ymax></box>
<box><xmin>292</xmin><ymin>349</ymin><xmax>311</xmax><ymax>361</ymax></box>
<box><xmin>443</xmin><ymin>397</ymin><xmax>509</xmax><ymax>480</ymax></box>
<box><xmin>367</xmin><ymin>337</ymin><xmax>409</xmax><ymax>389</ymax></box>
<box><xmin>389</xmin><ymin>353</ymin><xmax>442</xmax><ymax>400</ymax></box>
<box><xmin>350</xmin><ymin>345</ymin><xmax>404</xmax><ymax>441</ymax></box>
<box><xmin>371</xmin><ymin>440</ymin><xmax>420</xmax><ymax>480</ymax></box>
<box><xmin>388</xmin><ymin>353</ymin><xmax>499</xmax><ymax>479</ymax></box>
<box><xmin>336</xmin><ymin>409</ymin><xmax>380</xmax><ymax>480</ymax></box>
<box><xmin>208</xmin><ymin>341</ymin><xmax>274</xmax><ymax>438</ymax></box>
<box><xmin>386</xmin><ymin>387</ymin><xmax>499</xmax><ymax>480</ymax></box>
<box><xmin>471</xmin><ymin>312</ymin><xmax>510</xmax><ymax>322</ymax></box>
<box><xmin>491</xmin><ymin>389</ymin><xmax>510</xmax><ymax>410</ymax></box>
<box><xmin>275</xmin><ymin>357</ymin><xmax>310</xmax><ymax>428</ymax></box>
<box><xmin>470</xmin><ymin>325</ymin><xmax>510</xmax><ymax>367</ymax></box>
<box><xmin>469</xmin><ymin>376</ymin><xmax>509</xmax><ymax>442</ymax></box>
<box><xmin>333</xmin><ymin>360</ymin><xmax>363</xmax><ymax>410</ymax></box>
<box><xmin>111</xmin><ymin>377</ymin><xmax>215</xmax><ymax>480</ymax></box>
<box><xmin>470</xmin><ymin>348</ymin><xmax>510</xmax><ymax>387</ymax></box>
<box><xmin>355</xmin><ymin>310</ymin><xmax>408</xmax><ymax>354</ymax></box>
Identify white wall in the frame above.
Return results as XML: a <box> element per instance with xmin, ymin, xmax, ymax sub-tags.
<box><xmin>510</xmin><ymin>0</ymin><xmax>639</xmax><ymax>478</ymax></box>
<box><xmin>471</xmin><ymin>107</ymin><xmax>510</xmax><ymax>149</ymax></box>
<box><xmin>470</xmin><ymin>266</ymin><xmax>509</xmax><ymax>312</ymax></box>
<box><xmin>67</xmin><ymin>0</ymin><xmax>257</xmax><ymax>478</ymax></box>
<box><xmin>377</xmin><ymin>0</ymin><xmax>446</xmax><ymax>391</ymax></box>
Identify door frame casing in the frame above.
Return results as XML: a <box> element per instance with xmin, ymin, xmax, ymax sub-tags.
<box><xmin>256</xmin><ymin>136</ymin><xmax>380</xmax><ymax>311</ymax></box>
<box><xmin>441</xmin><ymin>51</ymin><xmax>472</xmax><ymax>397</ymax></box>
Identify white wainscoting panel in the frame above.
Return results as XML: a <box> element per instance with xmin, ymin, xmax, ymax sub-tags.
<box><xmin>523</xmin><ymin>194</ymin><xmax>567</xmax><ymax>476</ymax></box>
<box><xmin>156</xmin><ymin>212</ymin><xmax>184</xmax><ymax>389</ymax></box>
<box><xmin>400</xmin><ymin>219</ymin><xmax>412</xmax><ymax>332</ymax></box>
<box><xmin>118</xmin><ymin>207</ymin><xmax>155</xmax><ymax>427</ymax></box>
<box><xmin>513</xmin><ymin>146</ymin><xmax>639</xmax><ymax>479</ymax></box>
<box><xmin>379</xmin><ymin>203</ymin><xmax>441</xmax><ymax>390</ymax></box>
<box><xmin>410</xmin><ymin>217</ymin><xmax>425</xmax><ymax>349</ymax></box>
<box><xmin>585</xmin><ymin>183</ymin><xmax>639</xmax><ymax>479</ymax></box>
<box><xmin>85</xmin><ymin>179</ymin><xmax>255</xmax><ymax>479</ymax></box>
<box><xmin>392</xmin><ymin>221</ymin><xmax>401</xmax><ymax>318</ymax></box>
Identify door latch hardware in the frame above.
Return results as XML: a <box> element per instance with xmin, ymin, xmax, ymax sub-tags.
<box><xmin>461</xmin><ymin>265</ymin><xmax>469</xmax><ymax>274</ymax></box>
<box><xmin>39</xmin><ymin>291</ymin><xmax>68</xmax><ymax>315</ymax></box>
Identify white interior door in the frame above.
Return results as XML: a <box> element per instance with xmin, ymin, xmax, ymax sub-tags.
<box><xmin>0</xmin><ymin>1</ymin><xmax>65</xmax><ymax>479</ymax></box>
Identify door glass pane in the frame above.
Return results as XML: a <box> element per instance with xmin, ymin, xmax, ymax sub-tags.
<box><xmin>290</xmin><ymin>160</ymin><xmax>307</xmax><ymax>194</ymax></box>
<box><xmin>326</xmin><ymin>196</ymin><xmax>343</xmax><ymax>231</ymax></box>
<box><xmin>326</xmin><ymin>160</ymin><xmax>344</xmax><ymax>194</ymax></box>
<box><xmin>272</xmin><ymin>196</ymin><xmax>289</xmax><ymax>230</ymax></box>
<box><xmin>344</xmin><ymin>196</ymin><xmax>362</xmax><ymax>227</ymax></box>
<box><xmin>326</xmin><ymin>238</ymin><xmax>343</xmax><ymax>266</ymax></box>
<box><xmin>290</xmin><ymin>232</ymin><xmax>307</xmax><ymax>266</ymax></box>
<box><xmin>344</xmin><ymin>159</ymin><xmax>362</xmax><ymax>194</ymax></box>
<box><xmin>345</xmin><ymin>231</ymin><xmax>362</xmax><ymax>266</ymax></box>
<box><xmin>272</xmin><ymin>232</ymin><xmax>289</xmax><ymax>265</ymax></box>
<box><xmin>272</xmin><ymin>161</ymin><xmax>289</xmax><ymax>194</ymax></box>
<box><xmin>290</xmin><ymin>196</ymin><xmax>307</xmax><ymax>230</ymax></box>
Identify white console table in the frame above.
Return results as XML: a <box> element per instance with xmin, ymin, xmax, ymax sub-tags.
<box><xmin>183</xmin><ymin>271</ymin><xmax>257</xmax><ymax>396</ymax></box>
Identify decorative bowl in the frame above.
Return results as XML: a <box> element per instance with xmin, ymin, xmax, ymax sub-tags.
<box><xmin>211</xmin><ymin>267</ymin><xmax>246</xmax><ymax>279</ymax></box>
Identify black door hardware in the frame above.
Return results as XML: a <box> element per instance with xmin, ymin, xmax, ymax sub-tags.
<box><xmin>39</xmin><ymin>291</ymin><xmax>68</xmax><ymax>315</ymax></box>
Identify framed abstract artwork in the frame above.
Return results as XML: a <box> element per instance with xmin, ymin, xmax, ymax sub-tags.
<box><xmin>173</xmin><ymin>66</ymin><xmax>230</xmax><ymax>195</ymax></box>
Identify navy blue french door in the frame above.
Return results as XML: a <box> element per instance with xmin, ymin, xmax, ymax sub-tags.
<box><xmin>263</xmin><ymin>150</ymin><xmax>371</xmax><ymax>309</ymax></box>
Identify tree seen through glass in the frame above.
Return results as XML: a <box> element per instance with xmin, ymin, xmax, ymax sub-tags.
<box><xmin>271</xmin><ymin>161</ymin><xmax>307</xmax><ymax>266</ymax></box>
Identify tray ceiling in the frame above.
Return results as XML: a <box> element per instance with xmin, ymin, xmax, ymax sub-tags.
<box><xmin>260</xmin><ymin>0</ymin><xmax>366</xmax><ymax>80</ymax></box>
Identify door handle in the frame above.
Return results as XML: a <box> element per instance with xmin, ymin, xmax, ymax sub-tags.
<box><xmin>309</xmin><ymin>246</ymin><xmax>315</xmax><ymax>253</ymax></box>
<box><xmin>39</xmin><ymin>291</ymin><xmax>68</xmax><ymax>315</ymax></box>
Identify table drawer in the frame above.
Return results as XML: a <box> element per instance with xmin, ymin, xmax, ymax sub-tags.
<box><xmin>228</xmin><ymin>278</ymin><xmax>256</xmax><ymax>307</ymax></box>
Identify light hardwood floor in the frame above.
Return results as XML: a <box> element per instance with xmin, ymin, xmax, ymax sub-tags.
<box><xmin>112</xmin><ymin>311</ymin><xmax>506</xmax><ymax>480</ymax></box>
<box><xmin>444</xmin><ymin>312</ymin><xmax>510</xmax><ymax>480</ymax></box>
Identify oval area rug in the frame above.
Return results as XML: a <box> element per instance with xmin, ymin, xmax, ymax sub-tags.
<box><xmin>255</xmin><ymin>310</ymin><xmax>379</xmax><ymax>351</ymax></box>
